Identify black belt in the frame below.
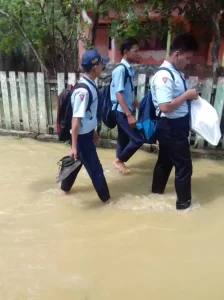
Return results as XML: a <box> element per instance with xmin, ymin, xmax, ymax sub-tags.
<box><xmin>157</xmin><ymin>113</ymin><xmax>189</xmax><ymax>120</ymax></box>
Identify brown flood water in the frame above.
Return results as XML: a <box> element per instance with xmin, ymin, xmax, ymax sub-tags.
<box><xmin>0</xmin><ymin>136</ymin><xmax>224</xmax><ymax>300</ymax></box>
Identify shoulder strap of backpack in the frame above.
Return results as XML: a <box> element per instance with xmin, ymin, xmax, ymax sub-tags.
<box><xmin>117</xmin><ymin>63</ymin><xmax>134</xmax><ymax>91</ymax></box>
<box><xmin>117</xmin><ymin>63</ymin><xmax>130</xmax><ymax>84</ymax></box>
<box><xmin>74</xmin><ymin>82</ymin><xmax>93</xmax><ymax>112</ymax></box>
<box><xmin>157</xmin><ymin>67</ymin><xmax>175</xmax><ymax>81</ymax></box>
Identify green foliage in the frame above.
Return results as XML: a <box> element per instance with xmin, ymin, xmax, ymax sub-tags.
<box><xmin>109</xmin><ymin>8</ymin><xmax>141</xmax><ymax>40</ymax></box>
<box><xmin>109</xmin><ymin>3</ymin><xmax>168</xmax><ymax>46</ymax></box>
<box><xmin>0</xmin><ymin>0</ymin><xmax>88</xmax><ymax>73</ymax></box>
<box><xmin>0</xmin><ymin>0</ymin><xmax>138</xmax><ymax>71</ymax></box>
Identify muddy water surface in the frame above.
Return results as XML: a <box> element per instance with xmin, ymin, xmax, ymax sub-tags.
<box><xmin>0</xmin><ymin>136</ymin><xmax>224</xmax><ymax>300</ymax></box>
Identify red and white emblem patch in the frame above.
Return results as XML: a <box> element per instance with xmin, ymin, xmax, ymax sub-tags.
<box><xmin>79</xmin><ymin>94</ymin><xmax>85</xmax><ymax>101</ymax></box>
<box><xmin>162</xmin><ymin>77</ymin><xmax>168</xmax><ymax>84</ymax></box>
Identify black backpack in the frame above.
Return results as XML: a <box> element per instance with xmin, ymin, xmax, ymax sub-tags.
<box><xmin>98</xmin><ymin>63</ymin><xmax>134</xmax><ymax>129</ymax></box>
<box><xmin>57</xmin><ymin>83</ymin><xmax>93</xmax><ymax>142</ymax></box>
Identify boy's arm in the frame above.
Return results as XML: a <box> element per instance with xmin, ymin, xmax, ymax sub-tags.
<box><xmin>70</xmin><ymin>117</ymin><xmax>80</xmax><ymax>159</ymax></box>
<box><xmin>113</xmin><ymin>67</ymin><xmax>136</xmax><ymax>127</ymax></box>
<box><xmin>70</xmin><ymin>88</ymin><xmax>89</xmax><ymax>157</ymax></box>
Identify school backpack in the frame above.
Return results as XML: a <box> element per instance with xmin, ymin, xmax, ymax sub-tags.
<box><xmin>99</xmin><ymin>63</ymin><xmax>134</xmax><ymax>129</ymax></box>
<box><xmin>136</xmin><ymin>67</ymin><xmax>175</xmax><ymax>143</ymax></box>
<box><xmin>57</xmin><ymin>82</ymin><xmax>93</xmax><ymax>142</ymax></box>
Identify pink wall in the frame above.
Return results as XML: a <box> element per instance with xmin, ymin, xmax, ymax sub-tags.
<box><xmin>107</xmin><ymin>38</ymin><xmax>166</xmax><ymax>65</ymax></box>
<box><xmin>78</xmin><ymin>26</ymin><xmax>109</xmax><ymax>63</ymax></box>
<box><xmin>138</xmin><ymin>50</ymin><xmax>166</xmax><ymax>64</ymax></box>
<box><xmin>78</xmin><ymin>27</ymin><xmax>216</xmax><ymax>66</ymax></box>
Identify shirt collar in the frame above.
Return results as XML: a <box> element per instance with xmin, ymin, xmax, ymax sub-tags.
<box><xmin>83</xmin><ymin>75</ymin><xmax>96</xmax><ymax>86</ymax></box>
<box><xmin>121</xmin><ymin>58</ymin><xmax>131</xmax><ymax>69</ymax></box>
<box><xmin>163</xmin><ymin>60</ymin><xmax>177</xmax><ymax>71</ymax></box>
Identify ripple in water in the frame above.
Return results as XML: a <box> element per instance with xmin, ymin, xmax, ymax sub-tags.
<box><xmin>112</xmin><ymin>193</ymin><xmax>200</xmax><ymax>213</ymax></box>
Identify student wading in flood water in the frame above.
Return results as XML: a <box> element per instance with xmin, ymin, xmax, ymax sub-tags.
<box><xmin>60</xmin><ymin>49</ymin><xmax>111</xmax><ymax>203</ymax></box>
<box><xmin>151</xmin><ymin>33</ymin><xmax>199</xmax><ymax>210</ymax></box>
<box><xmin>110</xmin><ymin>38</ymin><xmax>144</xmax><ymax>174</ymax></box>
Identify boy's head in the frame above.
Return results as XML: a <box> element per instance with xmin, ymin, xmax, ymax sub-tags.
<box><xmin>169</xmin><ymin>33</ymin><xmax>199</xmax><ymax>71</ymax></box>
<box><xmin>120</xmin><ymin>37</ymin><xmax>139</xmax><ymax>63</ymax></box>
<box><xmin>81</xmin><ymin>49</ymin><xmax>109</xmax><ymax>77</ymax></box>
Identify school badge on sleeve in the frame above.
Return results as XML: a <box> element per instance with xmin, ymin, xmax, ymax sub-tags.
<box><xmin>79</xmin><ymin>94</ymin><xmax>85</xmax><ymax>101</ymax></box>
<box><xmin>162</xmin><ymin>77</ymin><xmax>168</xmax><ymax>84</ymax></box>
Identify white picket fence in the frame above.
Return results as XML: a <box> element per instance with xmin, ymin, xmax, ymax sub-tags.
<box><xmin>0</xmin><ymin>71</ymin><xmax>224</xmax><ymax>149</ymax></box>
<box><xmin>0</xmin><ymin>72</ymin><xmax>77</xmax><ymax>135</ymax></box>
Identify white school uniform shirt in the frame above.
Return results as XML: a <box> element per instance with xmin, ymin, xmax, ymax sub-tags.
<box><xmin>71</xmin><ymin>75</ymin><xmax>98</xmax><ymax>135</ymax></box>
<box><xmin>151</xmin><ymin>60</ymin><xmax>189</xmax><ymax>119</ymax></box>
<box><xmin>110</xmin><ymin>58</ymin><xmax>135</xmax><ymax>113</ymax></box>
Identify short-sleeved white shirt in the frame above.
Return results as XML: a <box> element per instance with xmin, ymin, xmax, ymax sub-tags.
<box><xmin>71</xmin><ymin>75</ymin><xmax>98</xmax><ymax>135</ymax></box>
<box><xmin>151</xmin><ymin>60</ymin><xmax>188</xmax><ymax>119</ymax></box>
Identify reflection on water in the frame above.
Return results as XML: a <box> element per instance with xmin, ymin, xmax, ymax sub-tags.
<box><xmin>0</xmin><ymin>136</ymin><xmax>224</xmax><ymax>300</ymax></box>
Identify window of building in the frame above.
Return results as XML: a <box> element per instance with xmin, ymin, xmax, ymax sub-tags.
<box><xmin>138</xmin><ymin>21</ymin><xmax>168</xmax><ymax>51</ymax></box>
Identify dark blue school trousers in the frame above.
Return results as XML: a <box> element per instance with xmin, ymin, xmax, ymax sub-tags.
<box><xmin>151</xmin><ymin>114</ymin><xmax>192</xmax><ymax>209</ymax></box>
<box><xmin>116</xmin><ymin>111</ymin><xmax>144</xmax><ymax>162</ymax></box>
<box><xmin>61</xmin><ymin>131</ymin><xmax>110</xmax><ymax>202</ymax></box>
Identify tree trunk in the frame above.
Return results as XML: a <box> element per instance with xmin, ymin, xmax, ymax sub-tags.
<box><xmin>89</xmin><ymin>12</ymin><xmax>100</xmax><ymax>46</ymax></box>
<box><xmin>86</xmin><ymin>0</ymin><xmax>107</xmax><ymax>48</ymax></box>
<box><xmin>211</xmin><ymin>13</ymin><xmax>221</xmax><ymax>80</ymax></box>
<box><xmin>74</xmin><ymin>39</ymin><xmax>79</xmax><ymax>74</ymax></box>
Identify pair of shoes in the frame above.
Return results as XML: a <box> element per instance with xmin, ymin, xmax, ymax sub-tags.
<box><xmin>176</xmin><ymin>200</ymin><xmax>191</xmax><ymax>210</ymax></box>
<box><xmin>56</xmin><ymin>156</ymin><xmax>81</xmax><ymax>183</ymax></box>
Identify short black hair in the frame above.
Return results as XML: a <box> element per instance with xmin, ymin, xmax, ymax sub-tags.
<box><xmin>170</xmin><ymin>33</ymin><xmax>199</xmax><ymax>54</ymax></box>
<box><xmin>120</xmin><ymin>37</ymin><xmax>138</xmax><ymax>56</ymax></box>
<box><xmin>82</xmin><ymin>63</ymin><xmax>102</xmax><ymax>73</ymax></box>
<box><xmin>81</xmin><ymin>64</ymin><xmax>92</xmax><ymax>73</ymax></box>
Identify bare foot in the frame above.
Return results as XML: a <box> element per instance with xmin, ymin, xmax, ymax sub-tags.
<box><xmin>60</xmin><ymin>190</ymin><xmax>69</xmax><ymax>196</ymax></box>
<box><xmin>113</xmin><ymin>159</ymin><xmax>130</xmax><ymax>174</ymax></box>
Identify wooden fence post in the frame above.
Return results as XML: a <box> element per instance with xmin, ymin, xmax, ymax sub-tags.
<box><xmin>0</xmin><ymin>71</ymin><xmax>11</xmax><ymax>130</ymax></box>
<box><xmin>18</xmin><ymin>72</ymin><xmax>30</xmax><ymax>131</ymax></box>
<box><xmin>187</xmin><ymin>76</ymin><xmax>198</xmax><ymax>144</ymax></box>
<box><xmin>9</xmin><ymin>71</ymin><xmax>20</xmax><ymax>130</ymax></box>
<box><xmin>37</xmin><ymin>72</ymin><xmax>47</xmax><ymax>133</ymax></box>
<box><xmin>213</xmin><ymin>77</ymin><xmax>224</xmax><ymax>148</ymax></box>
<box><xmin>27</xmin><ymin>73</ymin><xmax>39</xmax><ymax>132</ymax></box>
<box><xmin>136</xmin><ymin>74</ymin><xmax>146</xmax><ymax>119</ymax></box>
